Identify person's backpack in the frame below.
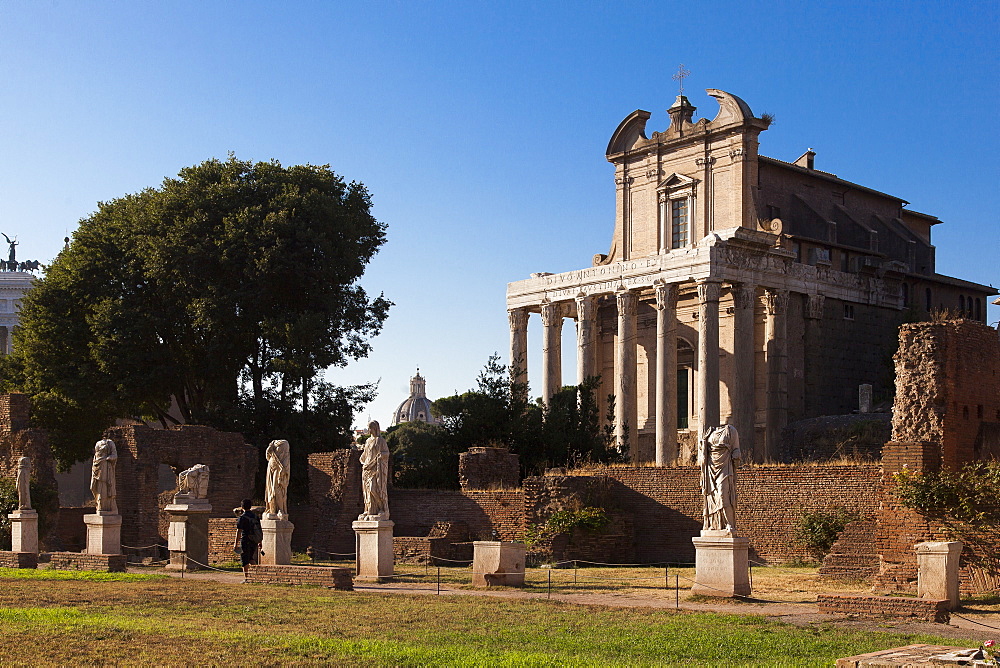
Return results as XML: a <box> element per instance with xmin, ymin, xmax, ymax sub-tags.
<box><xmin>245</xmin><ymin>512</ymin><xmax>264</xmax><ymax>544</ymax></box>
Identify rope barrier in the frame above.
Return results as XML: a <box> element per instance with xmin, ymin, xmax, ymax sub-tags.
<box><xmin>429</xmin><ymin>556</ymin><xmax>474</xmax><ymax>564</ymax></box>
<box><xmin>121</xmin><ymin>543</ymin><xmax>167</xmax><ymax>550</ymax></box>
<box><xmin>951</xmin><ymin>612</ymin><xmax>1000</xmax><ymax>631</ymax></box>
<box><xmin>180</xmin><ymin>556</ymin><xmax>242</xmax><ymax>574</ymax></box>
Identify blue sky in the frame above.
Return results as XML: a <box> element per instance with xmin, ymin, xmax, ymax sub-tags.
<box><xmin>1</xmin><ymin>1</ymin><xmax>997</xmax><ymax>427</ymax></box>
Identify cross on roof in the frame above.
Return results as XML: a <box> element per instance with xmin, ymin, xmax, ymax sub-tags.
<box><xmin>672</xmin><ymin>64</ymin><xmax>691</xmax><ymax>95</ymax></box>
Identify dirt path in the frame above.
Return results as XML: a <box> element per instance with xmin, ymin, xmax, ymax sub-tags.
<box><xmin>145</xmin><ymin>567</ymin><xmax>1000</xmax><ymax>643</ymax></box>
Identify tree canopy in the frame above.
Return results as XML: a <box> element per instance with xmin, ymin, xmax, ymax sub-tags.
<box><xmin>2</xmin><ymin>156</ymin><xmax>390</xmax><ymax>468</ymax></box>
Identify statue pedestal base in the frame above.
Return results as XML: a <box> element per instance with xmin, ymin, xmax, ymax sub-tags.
<box><xmin>353</xmin><ymin>519</ymin><xmax>394</xmax><ymax>581</ymax></box>
<box><xmin>164</xmin><ymin>497</ymin><xmax>212</xmax><ymax>570</ymax></box>
<box><xmin>472</xmin><ymin>541</ymin><xmax>526</xmax><ymax>587</ymax></box>
<box><xmin>260</xmin><ymin>518</ymin><xmax>294</xmax><ymax>565</ymax></box>
<box><xmin>9</xmin><ymin>510</ymin><xmax>38</xmax><ymax>553</ymax></box>
<box><xmin>691</xmin><ymin>531</ymin><xmax>750</xmax><ymax>597</ymax></box>
<box><xmin>84</xmin><ymin>513</ymin><xmax>122</xmax><ymax>555</ymax></box>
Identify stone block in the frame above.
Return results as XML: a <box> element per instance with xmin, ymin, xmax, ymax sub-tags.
<box><xmin>916</xmin><ymin>541</ymin><xmax>962</xmax><ymax>610</ymax></box>
<box><xmin>164</xmin><ymin>500</ymin><xmax>212</xmax><ymax>570</ymax></box>
<box><xmin>247</xmin><ymin>564</ymin><xmax>353</xmax><ymax>590</ymax></box>
<box><xmin>84</xmin><ymin>513</ymin><xmax>121</xmax><ymax>555</ymax></box>
<box><xmin>9</xmin><ymin>509</ymin><xmax>38</xmax><ymax>553</ymax></box>
<box><xmin>48</xmin><ymin>551</ymin><xmax>127</xmax><ymax>573</ymax></box>
<box><xmin>260</xmin><ymin>518</ymin><xmax>294</xmax><ymax>566</ymax></box>
<box><xmin>0</xmin><ymin>550</ymin><xmax>38</xmax><ymax>568</ymax></box>
<box><xmin>353</xmin><ymin>519</ymin><xmax>394</xmax><ymax>581</ymax></box>
<box><xmin>691</xmin><ymin>533</ymin><xmax>750</xmax><ymax>597</ymax></box>
<box><xmin>472</xmin><ymin>541</ymin><xmax>526</xmax><ymax>587</ymax></box>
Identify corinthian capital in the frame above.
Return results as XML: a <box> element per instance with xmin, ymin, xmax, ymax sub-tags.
<box><xmin>764</xmin><ymin>288</ymin><xmax>789</xmax><ymax>315</ymax></box>
<box><xmin>696</xmin><ymin>280</ymin><xmax>722</xmax><ymax>304</ymax></box>
<box><xmin>508</xmin><ymin>308</ymin><xmax>528</xmax><ymax>331</ymax></box>
<box><xmin>575</xmin><ymin>294</ymin><xmax>597</xmax><ymax>322</ymax></box>
<box><xmin>732</xmin><ymin>283</ymin><xmax>757</xmax><ymax>311</ymax></box>
<box><xmin>616</xmin><ymin>290</ymin><xmax>638</xmax><ymax>317</ymax></box>
<box><xmin>654</xmin><ymin>281</ymin><xmax>679</xmax><ymax>311</ymax></box>
<box><xmin>540</xmin><ymin>301</ymin><xmax>563</xmax><ymax>327</ymax></box>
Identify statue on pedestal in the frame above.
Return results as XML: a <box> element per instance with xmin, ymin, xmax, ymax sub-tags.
<box><xmin>16</xmin><ymin>456</ymin><xmax>31</xmax><ymax>510</ymax></box>
<box><xmin>698</xmin><ymin>424</ymin><xmax>741</xmax><ymax>532</ymax></box>
<box><xmin>90</xmin><ymin>439</ymin><xmax>118</xmax><ymax>514</ymax></box>
<box><xmin>359</xmin><ymin>420</ymin><xmax>389</xmax><ymax>521</ymax></box>
<box><xmin>264</xmin><ymin>440</ymin><xmax>290</xmax><ymax>520</ymax></box>
<box><xmin>177</xmin><ymin>463</ymin><xmax>210</xmax><ymax>499</ymax></box>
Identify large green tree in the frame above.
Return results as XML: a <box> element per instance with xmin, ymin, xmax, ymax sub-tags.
<box><xmin>2</xmin><ymin>156</ymin><xmax>390</xmax><ymax>467</ymax></box>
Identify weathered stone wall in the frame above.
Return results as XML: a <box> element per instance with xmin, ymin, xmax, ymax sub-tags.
<box><xmin>389</xmin><ymin>489</ymin><xmax>524</xmax><ymax>541</ymax></box>
<box><xmin>459</xmin><ymin>446</ymin><xmax>520</xmax><ymax>490</ymax></box>
<box><xmin>0</xmin><ymin>394</ymin><xmax>59</xmax><ymax>549</ymax></box>
<box><xmin>780</xmin><ymin>413</ymin><xmax>891</xmax><ymax>463</ymax></box>
<box><xmin>307</xmin><ymin>449</ymin><xmax>363</xmax><ymax>556</ymax></box>
<box><xmin>892</xmin><ymin>320</ymin><xmax>1000</xmax><ymax>469</ymax></box>
<box><xmin>103</xmin><ymin>425</ymin><xmax>257</xmax><ymax>548</ymax></box>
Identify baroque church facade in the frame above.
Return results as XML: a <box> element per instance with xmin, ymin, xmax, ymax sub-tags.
<box><xmin>506</xmin><ymin>89</ymin><xmax>995</xmax><ymax>465</ymax></box>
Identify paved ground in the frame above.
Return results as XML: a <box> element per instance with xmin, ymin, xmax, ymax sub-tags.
<box><xmin>144</xmin><ymin>566</ymin><xmax>1000</xmax><ymax>643</ymax></box>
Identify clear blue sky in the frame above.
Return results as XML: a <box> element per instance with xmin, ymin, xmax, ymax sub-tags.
<box><xmin>1</xmin><ymin>1</ymin><xmax>997</xmax><ymax>428</ymax></box>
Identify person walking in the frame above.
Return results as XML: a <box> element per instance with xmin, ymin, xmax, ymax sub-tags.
<box><xmin>233</xmin><ymin>498</ymin><xmax>263</xmax><ymax>582</ymax></box>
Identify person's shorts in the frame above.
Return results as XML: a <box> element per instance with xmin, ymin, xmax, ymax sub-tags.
<box><xmin>240</xmin><ymin>542</ymin><xmax>258</xmax><ymax>566</ymax></box>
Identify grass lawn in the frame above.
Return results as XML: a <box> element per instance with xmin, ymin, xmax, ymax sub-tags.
<box><xmin>0</xmin><ymin>567</ymin><xmax>982</xmax><ymax>666</ymax></box>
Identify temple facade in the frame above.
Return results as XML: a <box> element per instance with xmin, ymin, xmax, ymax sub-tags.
<box><xmin>506</xmin><ymin>89</ymin><xmax>995</xmax><ymax>465</ymax></box>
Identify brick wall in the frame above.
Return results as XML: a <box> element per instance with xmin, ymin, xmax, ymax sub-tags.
<box><xmin>389</xmin><ymin>489</ymin><xmax>524</xmax><ymax>541</ymax></box>
<box><xmin>0</xmin><ymin>394</ymin><xmax>59</xmax><ymax>549</ymax></box>
<box><xmin>459</xmin><ymin>447</ymin><xmax>520</xmax><ymax>490</ymax></box>
<box><xmin>559</xmin><ymin>465</ymin><xmax>882</xmax><ymax>564</ymax></box>
<box><xmin>247</xmin><ymin>564</ymin><xmax>353</xmax><ymax>589</ymax></box>
<box><xmin>817</xmin><ymin>594</ymin><xmax>950</xmax><ymax>623</ymax></box>
<box><xmin>892</xmin><ymin>320</ymin><xmax>1000</xmax><ymax>470</ymax></box>
<box><xmin>0</xmin><ymin>551</ymin><xmax>37</xmax><ymax>568</ymax></box>
<box><xmin>0</xmin><ymin>394</ymin><xmax>30</xmax><ymax>432</ymax></box>
<box><xmin>307</xmin><ymin>449</ymin><xmax>363</xmax><ymax>556</ymax></box>
<box><xmin>103</xmin><ymin>425</ymin><xmax>257</xmax><ymax>548</ymax></box>
<box><xmin>48</xmin><ymin>552</ymin><xmax>127</xmax><ymax>572</ymax></box>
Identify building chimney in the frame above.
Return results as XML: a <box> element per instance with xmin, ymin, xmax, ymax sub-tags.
<box><xmin>794</xmin><ymin>148</ymin><xmax>816</xmax><ymax>170</ymax></box>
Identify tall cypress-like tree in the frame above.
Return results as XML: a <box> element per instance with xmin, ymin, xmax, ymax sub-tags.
<box><xmin>2</xmin><ymin>156</ymin><xmax>390</xmax><ymax>468</ymax></box>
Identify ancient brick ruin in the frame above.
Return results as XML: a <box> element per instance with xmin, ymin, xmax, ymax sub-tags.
<box><xmin>102</xmin><ymin>424</ymin><xmax>257</xmax><ymax>548</ymax></box>
<box><xmin>0</xmin><ymin>393</ymin><xmax>58</xmax><ymax>549</ymax></box>
<box><xmin>458</xmin><ymin>446</ymin><xmax>519</xmax><ymax>489</ymax></box>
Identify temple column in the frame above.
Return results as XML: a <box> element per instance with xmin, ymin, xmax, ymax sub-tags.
<box><xmin>654</xmin><ymin>281</ymin><xmax>678</xmax><ymax>466</ymax></box>
<box><xmin>804</xmin><ymin>294</ymin><xmax>825</xmax><ymax>418</ymax></box>
<box><xmin>540</xmin><ymin>301</ymin><xmax>563</xmax><ymax>403</ymax></box>
<box><xmin>731</xmin><ymin>283</ymin><xmax>757</xmax><ymax>461</ymax></box>
<box><xmin>764</xmin><ymin>288</ymin><xmax>789</xmax><ymax>462</ymax></box>
<box><xmin>697</xmin><ymin>280</ymin><xmax>722</xmax><ymax>433</ymax></box>
<box><xmin>614</xmin><ymin>289</ymin><xmax>638</xmax><ymax>454</ymax></box>
<box><xmin>575</xmin><ymin>294</ymin><xmax>597</xmax><ymax>385</ymax></box>
<box><xmin>508</xmin><ymin>308</ymin><xmax>529</xmax><ymax>399</ymax></box>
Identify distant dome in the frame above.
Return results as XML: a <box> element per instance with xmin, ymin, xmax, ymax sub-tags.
<box><xmin>390</xmin><ymin>370</ymin><xmax>439</xmax><ymax>427</ymax></box>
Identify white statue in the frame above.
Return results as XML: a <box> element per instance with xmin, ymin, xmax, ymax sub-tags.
<box><xmin>264</xmin><ymin>439</ymin><xmax>290</xmax><ymax>520</ymax></box>
<box><xmin>359</xmin><ymin>420</ymin><xmax>390</xmax><ymax>521</ymax></box>
<box><xmin>698</xmin><ymin>424</ymin><xmax>741</xmax><ymax>532</ymax></box>
<box><xmin>177</xmin><ymin>463</ymin><xmax>210</xmax><ymax>499</ymax></box>
<box><xmin>15</xmin><ymin>456</ymin><xmax>30</xmax><ymax>510</ymax></box>
<box><xmin>90</xmin><ymin>438</ymin><xmax>118</xmax><ymax>514</ymax></box>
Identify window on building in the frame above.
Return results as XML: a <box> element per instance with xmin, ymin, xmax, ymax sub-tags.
<box><xmin>840</xmin><ymin>252</ymin><xmax>850</xmax><ymax>273</ymax></box>
<box><xmin>959</xmin><ymin>295</ymin><xmax>965</xmax><ymax>315</ymax></box>
<box><xmin>671</xmin><ymin>199</ymin><xmax>689</xmax><ymax>249</ymax></box>
<box><xmin>925</xmin><ymin>288</ymin><xmax>932</xmax><ymax>312</ymax></box>
<box><xmin>843</xmin><ymin>303</ymin><xmax>855</xmax><ymax>320</ymax></box>
<box><xmin>976</xmin><ymin>298</ymin><xmax>982</xmax><ymax>321</ymax></box>
<box><xmin>902</xmin><ymin>283</ymin><xmax>909</xmax><ymax>307</ymax></box>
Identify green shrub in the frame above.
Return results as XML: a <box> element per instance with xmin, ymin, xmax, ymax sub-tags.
<box><xmin>893</xmin><ymin>462</ymin><xmax>1000</xmax><ymax>523</ymax></box>
<box><xmin>524</xmin><ymin>506</ymin><xmax>610</xmax><ymax>549</ymax></box>
<box><xmin>795</xmin><ymin>508</ymin><xmax>860</xmax><ymax>557</ymax></box>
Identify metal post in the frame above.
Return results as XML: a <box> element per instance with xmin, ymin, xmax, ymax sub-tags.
<box><xmin>181</xmin><ymin>552</ymin><xmax>186</xmax><ymax>578</ymax></box>
<box><xmin>675</xmin><ymin>574</ymin><xmax>679</xmax><ymax>610</ymax></box>
<box><xmin>547</xmin><ymin>569</ymin><xmax>551</xmax><ymax>599</ymax></box>
<box><xmin>437</xmin><ymin>567</ymin><xmax>440</xmax><ymax>595</ymax></box>
<box><xmin>574</xmin><ymin>560</ymin><xmax>577</xmax><ymax>586</ymax></box>
<box><xmin>665</xmin><ymin>564</ymin><xmax>668</xmax><ymax>590</ymax></box>
<box><xmin>749</xmin><ymin>561</ymin><xmax>753</xmax><ymax>594</ymax></box>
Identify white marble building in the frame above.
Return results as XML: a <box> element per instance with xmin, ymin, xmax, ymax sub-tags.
<box><xmin>506</xmin><ymin>89</ymin><xmax>995</xmax><ymax>465</ymax></box>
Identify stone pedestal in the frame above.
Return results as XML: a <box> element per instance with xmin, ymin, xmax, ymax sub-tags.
<box><xmin>691</xmin><ymin>532</ymin><xmax>750</xmax><ymax>597</ymax></box>
<box><xmin>353</xmin><ymin>519</ymin><xmax>394</xmax><ymax>581</ymax></box>
<box><xmin>472</xmin><ymin>541</ymin><xmax>526</xmax><ymax>587</ymax></box>
<box><xmin>164</xmin><ymin>497</ymin><xmax>212</xmax><ymax>570</ymax></box>
<box><xmin>84</xmin><ymin>513</ymin><xmax>122</xmax><ymax>555</ymax></box>
<box><xmin>8</xmin><ymin>509</ymin><xmax>38</xmax><ymax>553</ymax></box>
<box><xmin>916</xmin><ymin>541</ymin><xmax>963</xmax><ymax>610</ymax></box>
<box><xmin>260</xmin><ymin>518</ymin><xmax>294</xmax><ymax>566</ymax></box>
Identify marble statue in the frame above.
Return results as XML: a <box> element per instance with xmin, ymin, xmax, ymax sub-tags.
<box><xmin>177</xmin><ymin>463</ymin><xmax>210</xmax><ymax>499</ymax></box>
<box><xmin>90</xmin><ymin>438</ymin><xmax>118</xmax><ymax>514</ymax></box>
<box><xmin>359</xmin><ymin>420</ymin><xmax>390</xmax><ymax>521</ymax></box>
<box><xmin>698</xmin><ymin>424</ymin><xmax>741</xmax><ymax>532</ymax></box>
<box><xmin>15</xmin><ymin>456</ymin><xmax>30</xmax><ymax>510</ymax></box>
<box><xmin>264</xmin><ymin>439</ymin><xmax>290</xmax><ymax>520</ymax></box>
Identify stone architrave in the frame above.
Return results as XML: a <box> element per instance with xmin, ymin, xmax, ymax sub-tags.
<box><xmin>260</xmin><ymin>518</ymin><xmax>295</xmax><ymax>566</ymax></box>
<box><xmin>164</xmin><ymin>468</ymin><xmax>212</xmax><ymax>570</ymax></box>
<box><xmin>352</xmin><ymin>519</ymin><xmax>395</xmax><ymax>581</ymax></box>
<box><xmin>916</xmin><ymin>541</ymin><xmax>963</xmax><ymax>610</ymax></box>
<box><xmin>9</xmin><ymin>509</ymin><xmax>38</xmax><ymax>553</ymax></box>
<box><xmin>472</xmin><ymin>541</ymin><xmax>526</xmax><ymax>587</ymax></box>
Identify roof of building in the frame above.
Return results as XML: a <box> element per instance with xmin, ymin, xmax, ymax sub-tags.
<box><xmin>390</xmin><ymin>370</ymin><xmax>439</xmax><ymax>427</ymax></box>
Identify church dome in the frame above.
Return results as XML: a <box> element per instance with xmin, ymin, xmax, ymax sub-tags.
<box><xmin>390</xmin><ymin>370</ymin><xmax>439</xmax><ymax>427</ymax></box>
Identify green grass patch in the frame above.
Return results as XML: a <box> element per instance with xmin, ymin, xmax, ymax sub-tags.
<box><xmin>0</xmin><ymin>567</ymin><xmax>167</xmax><ymax>582</ymax></box>
<box><xmin>0</xmin><ymin>573</ymin><xmax>983</xmax><ymax>666</ymax></box>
